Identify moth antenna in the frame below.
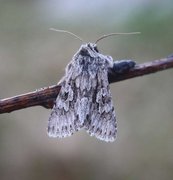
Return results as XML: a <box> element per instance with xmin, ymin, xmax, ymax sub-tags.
<box><xmin>95</xmin><ymin>32</ymin><xmax>141</xmax><ymax>44</ymax></box>
<box><xmin>49</xmin><ymin>28</ymin><xmax>84</xmax><ymax>43</ymax></box>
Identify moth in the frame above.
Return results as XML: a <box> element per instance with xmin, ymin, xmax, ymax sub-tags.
<box><xmin>48</xmin><ymin>29</ymin><xmax>138</xmax><ymax>142</ymax></box>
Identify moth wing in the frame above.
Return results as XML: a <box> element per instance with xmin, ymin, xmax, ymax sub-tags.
<box><xmin>47</xmin><ymin>82</ymin><xmax>78</xmax><ymax>138</ymax></box>
<box><xmin>47</xmin><ymin>59</ymin><xmax>82</xmax><ymax>138</ymax></box>
<box><xmin>84</xmin><ymin>71</ymin><xmax>117</xmax><ymax>142</ymax></box>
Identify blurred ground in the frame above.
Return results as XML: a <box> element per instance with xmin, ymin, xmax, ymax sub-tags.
<box><xmin>0</xmin><ymin>0</ymin><xmax>173</xmax><ymax>180</ymax></box>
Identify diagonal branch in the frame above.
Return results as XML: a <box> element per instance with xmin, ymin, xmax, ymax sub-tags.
<box><xmin>0</xmin><ymin>56</ymin><xmax>173</xmax><ymax>114</ymax></box>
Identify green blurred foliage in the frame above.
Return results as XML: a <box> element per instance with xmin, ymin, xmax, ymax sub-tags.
<box><xmin>0</xmin><ymin>1</ymin><xmax>173</xmax><ymax>180</ymax></box>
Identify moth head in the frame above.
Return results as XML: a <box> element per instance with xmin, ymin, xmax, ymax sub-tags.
<box><xmin>79</xmin><ymin>43</ymin><xmax>99</xmax><ymax>56</ymax></box>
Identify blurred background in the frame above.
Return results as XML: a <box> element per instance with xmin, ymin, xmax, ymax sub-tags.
<box><xmin>0</xmin><ymin>0</ymin><xmax>173</xmax><ymax>180</ymax></box>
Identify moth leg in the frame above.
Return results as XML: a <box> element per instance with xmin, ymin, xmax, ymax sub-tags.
<box><xmin>113</xmin><ymin>60</ymin><xmax>136</xmax><ymax>74</ymax></box>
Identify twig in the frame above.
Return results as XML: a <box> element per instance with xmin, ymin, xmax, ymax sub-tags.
<box><xmin>0</xmin><ymin>56</ymin><xmax>173</xmax><ymax>114</ymax></box>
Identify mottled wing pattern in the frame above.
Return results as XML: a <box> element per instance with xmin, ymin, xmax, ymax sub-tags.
<box><xmin>47</xmin><ymin>52</ymin><xmax>82</xmax><ymax>137</ymax></box>
<box><xmin>84</xmin><ymin>58</ymin><xmax>117</xmax><ymax>142</ymax></box>
<box><xmin>47</xmin><ymin>48</ymin><xmax>91</xmax><ymax>137</ymax></box>
<box><xmin>48</xmin><ymin>43</ymin><xmax>117</xmax><ymax>142</ymax></box>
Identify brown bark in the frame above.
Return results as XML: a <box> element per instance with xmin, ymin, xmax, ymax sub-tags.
<box><xmin>0</xmin><ymin>56</ymin><xmax>173</xmax><ymax>114</ymax></box>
